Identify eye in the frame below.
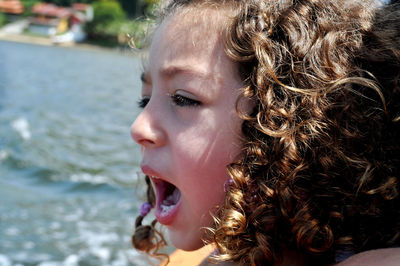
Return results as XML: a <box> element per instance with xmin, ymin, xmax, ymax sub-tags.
<box><xmin>137</xmin><ymin>97</ymin><xmax>150</xmax><ymax>108</ymax></box>
<box><xmin>169</xmin><ymin>93</ymin><xmax>201</xmax><ymax>107</ymax></box>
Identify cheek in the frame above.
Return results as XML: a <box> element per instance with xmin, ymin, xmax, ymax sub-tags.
<box><xmin>174</xmin><ymin>124</ymin><xmax>236</xmax><ymax>175</ymax></box>
<box><xmin>185</xmin><ymin>169</ymin><xmax>227</xmax><ymax>224</ymax></box>
<box><xmin>174</xmin><ymin>110</ymin><xmax>242</xmax><ymax>164</ymax></box>
<box><xmin>171</xmin><ymin>108</ymin><xmax>242</xmax><ymax>200</ymax></box>
<box><xmin>174</xmin><ymin>126</ymin><xmax>239</xmax><ymax>203</ymax></box>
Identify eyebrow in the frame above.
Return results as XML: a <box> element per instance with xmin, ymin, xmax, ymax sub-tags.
<box><xmin>160</xmin><ymin>66</ymin><xmax>208</xmax><ymax>80</ymax></box>
<box><xmin>140</xmin><ymin>65</ymin><xmax>209</xmax><ymax>85</ymax></box>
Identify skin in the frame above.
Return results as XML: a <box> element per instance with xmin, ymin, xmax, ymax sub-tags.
<box><xmin>336</xmin><ymin>248</ymin><xmax>400</xmax><ymax>266</ymax></box>
<box><xmin>130</xmin><ymin>9</ymin><xmax>244</xmax><ymax>251</ymax></box>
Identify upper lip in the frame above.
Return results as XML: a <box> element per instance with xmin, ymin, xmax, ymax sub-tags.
<box><xmin>141</xmin><ymin>164</ymin><xmax>166</xmax><ymax>182</ymax></box>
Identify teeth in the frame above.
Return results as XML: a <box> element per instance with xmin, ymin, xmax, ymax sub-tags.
<box><xmin>159</xmin><ymin>188</ymin><xmax>181</xmax><ymax>216</ymax></box>
<box><xmin>151</xmin><ymin>175</ymin><xmax>160</xmax><ymax>179</ymax></box>
<box><xmin>160</xmin><ymin>205</ymin><xmax>175</xmax><ymax>215</ymax></box>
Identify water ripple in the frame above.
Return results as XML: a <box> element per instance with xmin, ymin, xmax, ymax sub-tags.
<box><xmin>0</xmin><ymin>41</ymin><xmax>157</xmax><ymax>265</ymax></box>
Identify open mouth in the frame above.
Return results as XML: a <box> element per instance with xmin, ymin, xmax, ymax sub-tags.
<box><xmin>150</xmin><ymin>176</ymin><xmax>181</xmax><ymax>222</ymax></box>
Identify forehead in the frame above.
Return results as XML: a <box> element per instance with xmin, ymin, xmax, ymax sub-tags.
<box><xmin>152</xmin><ymin>8</ymin><xmax>225</xmax><ymax>60</ymax></box>
<box><xmin>146</xmin><ymin>8</ymin><xmax>238</xmax><ymax>86</ymax></box>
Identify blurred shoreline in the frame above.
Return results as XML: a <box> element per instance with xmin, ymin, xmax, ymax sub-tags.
<box><xmin>0</xmin><ymin>32</ymin><xmax>137</xmax><ymax>54</ymax></box>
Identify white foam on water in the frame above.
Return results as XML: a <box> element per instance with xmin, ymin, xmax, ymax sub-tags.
<box><xmin>38</xmin><ymin>262</ymin><xmax>62</xmax><ymax>266</ymax></box>
<box><xmin>63</xmin><ymin>208</ymin><xmax>84</xmax><ymax>222</ymax></box>
<box><xmin>4</xmin><ymin>227</ymin><xmax>19</xmax><ymax>236</ymax></box>
<box><xmin>110</xmin><ymin>251</ymin><xmax>128</xmax><ymax>266</ymax></box>
<box><xmin>79</xmin><ymin>230</ymin><xmax>120</xmax><ymax>247</ymax></box>
<box><xmin>0</xmin><ymin>150</ymin><xmax>8</xmax><ymax>162</ymax></box>
<box><xmin>76</xmin><ymin>224</ymin><xmax>117</xmax><ymax>262</ymax></box>
<box><xmin>63</xmin><ymin>254</ymin><xmax>79</xmax><ymax>266</ymax></box>
<box><xmin>52</xmin><ymin>231</ymin><xmax>67</xmax><ymax>240</ymax></box>
<box><xmin>12</xmin><ymin>252</ymin><xmax>29</xmax><ymax>262</ymax></box>
<box><xmin>70</xmin><ymin>173</ymin><xmax>109</xmax><ymax>185</ymax></box>
<box><xmin>0</xmin><ymin>254</ymin><xmax>11</xmax><ymax>266</ymax></box>
<box><xmin>11</xmin><ymin>117</ymin><xmax>31</xmax><ymax>140</ymax></box>
<box><xmin>50</xmin><ymin>222</ymin><xmax>61</xmax><ymax>230</ymax></box>
<box><xmin>90</xmin><ymin>247</ymin><xmax>110</xmax><ymax>263</ymax></box>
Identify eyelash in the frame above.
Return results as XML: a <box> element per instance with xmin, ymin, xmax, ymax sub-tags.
<box><xmin>137</xmin><ymin>98</ymin><xmax>149</xmax><ymax>108</ymax></box>
<box><xmin>168</xmin><ymin>94</ymin><xmax>201</xmax><ymax>107</ymax></box>
<box><xmin>137</xmin><ymin>94</ymin><xmax>201</xmax><ymax>109</ymax></box>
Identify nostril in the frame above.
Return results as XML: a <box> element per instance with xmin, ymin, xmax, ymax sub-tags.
<box><xmin>138</xmin><ymin>139</ymin><xmax>156</xmax><ymax>146</ymax></box>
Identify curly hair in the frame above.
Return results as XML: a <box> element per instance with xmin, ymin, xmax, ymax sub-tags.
<box><xmin>132</xmin><ymin>0</ymin><xmax>400</xmax><ymax>265</ymax></box>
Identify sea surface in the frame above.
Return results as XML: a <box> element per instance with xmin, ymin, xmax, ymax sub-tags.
<box><xmin>0</xmin><ymin>41</ymin><xmax>158</xmax><ymax>266</ymax></box>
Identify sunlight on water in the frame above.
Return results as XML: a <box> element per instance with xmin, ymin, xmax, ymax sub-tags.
<box><xmin>0</xmin><ymin>41</ymin><xmax>161</xmax><ymax>265</ymax></box>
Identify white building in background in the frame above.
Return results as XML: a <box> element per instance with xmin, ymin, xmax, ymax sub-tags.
<box><xmin>28</xmin><ymin>2</ymin><xmax>93</xmax><ymax>43</ymax></box>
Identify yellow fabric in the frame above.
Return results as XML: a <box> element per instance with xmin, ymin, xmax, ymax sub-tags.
<box><xmin>161</xmin><ymin>245</ymin><xmax>214</xmax><ymax>266</ymax></box>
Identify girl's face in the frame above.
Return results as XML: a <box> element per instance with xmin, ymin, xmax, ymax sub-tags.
<box><xmin>131</xmin><ymin>9</ymin><xmax>243</xmax><ymax>250</ymax></box>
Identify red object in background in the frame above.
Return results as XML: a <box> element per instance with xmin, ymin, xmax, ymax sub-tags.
<box><xmin>31</xmin><ymin>3</ymin><xmax>71</xmax><ymax>18</ymax></box>
<box><xmin>0</xmin><ymin>0</ymin><xmax>24</xmax><ymax>15</ymax></box>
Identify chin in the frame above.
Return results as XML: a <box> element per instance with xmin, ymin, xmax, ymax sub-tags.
<box><xmin>168</xmin><ymin>227</ymin><xmax>205</xmax><ymax>251</ymax></box>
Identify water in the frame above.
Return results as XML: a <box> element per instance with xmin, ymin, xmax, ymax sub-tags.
<box><xmin>0</xmin><ymin>41</ymin><xmax>157</xmax><ymax>265</ymax></box>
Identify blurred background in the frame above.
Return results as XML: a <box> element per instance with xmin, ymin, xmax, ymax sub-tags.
<box><xmin>0</xmin><ymin>0</ymin><xmax>157</xmax><ymax>47</ymax></box>
<box><xmin>0</xmin><ymin>1</ymin><xmax>163</xmax><ymax>266</ymax></box>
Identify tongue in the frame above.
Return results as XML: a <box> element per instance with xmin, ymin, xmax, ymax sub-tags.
<box><xmin>162</xmin><ymin>187</ymin><xmax>181</xmax><ymax>207</ymax></box>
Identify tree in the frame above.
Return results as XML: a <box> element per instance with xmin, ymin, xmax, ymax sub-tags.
<box><xmin>84</xmin><ymin>0</ymin><xmax>126</xmax><ymax>43</ymax></box>
<box><xmin>0</xmin><ymin>13</ymin><xmax>6</xmax><ymax>27</ymax></box>
<box><xmin>91</xmin><ymin>0</ymin><xmax>125</xmax><ymax>25</ymax></box>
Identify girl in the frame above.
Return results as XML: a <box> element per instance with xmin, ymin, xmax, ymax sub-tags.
<box><xmin>131</xmin><ymin>0</ymin><xmax>400</xmax><ymax>265</ymax></box>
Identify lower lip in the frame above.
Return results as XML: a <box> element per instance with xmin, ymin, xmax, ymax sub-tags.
<box><xmin>155</xmin><ymin>199</ymin><xmax>181</xmax><ymax>225</ymax></box>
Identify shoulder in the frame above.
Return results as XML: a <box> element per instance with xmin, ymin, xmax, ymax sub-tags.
<box><xmin>336</xmin><ymin>248</ymin><xmax>400</xmax><ymax>266</ymax></box>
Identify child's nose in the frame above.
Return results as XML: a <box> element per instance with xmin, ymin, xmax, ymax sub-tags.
<box><xmin>130</xmin><ymin>108</ymin><xmax>166</xmax><ymax>148</ymax></box>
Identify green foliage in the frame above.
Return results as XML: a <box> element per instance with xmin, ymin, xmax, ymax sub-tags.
<box><xmin>142</xmin><ymin>0</ymin><xmax>159</xmax><ymax>17</ymax></box>
<box><xmin>85</xmin><ymin>17</ymin><xmax>154</xmax><ymax>47</ymax></box>
<box><xmin>85</xmin><ymin>0</ymin><xmax>126</xmax><ymax>37</ymax></box>
<box><xmin>20</xmin><ymin>0</ymin><xmax>153</xmax><ymax>18</ymax></box>
<box><xmin>117</xmin><ymin>0</ymin><xmax>139</xmax><ymax>18</ymax></box>
<box><xmin>20</xmin><ymin>0</ymin><xmax>38</xmax><ymax>16</ymax></box>
<box><xmin>143</xmin><ymin>0</ymin><xmax>158</xmax><ymax>5</ymax></box>
<box><xmin>85</xmin><ymin>0</ymin><xmax>156</xmax><ymax>47</ymax></box>
<box><xmin>118</xmin><ymin>0</ymin><xmax>158</xmax><ymax>18</ymax></box>
<box><xmin>0</xmin><ymin>13</ymin><xmax>6</xmax><ymax>28</ymax></box>
<box><xmin>92</xmin><ymin>0</ymin><xmax>126</xmax><ymax>24</ymax></box>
